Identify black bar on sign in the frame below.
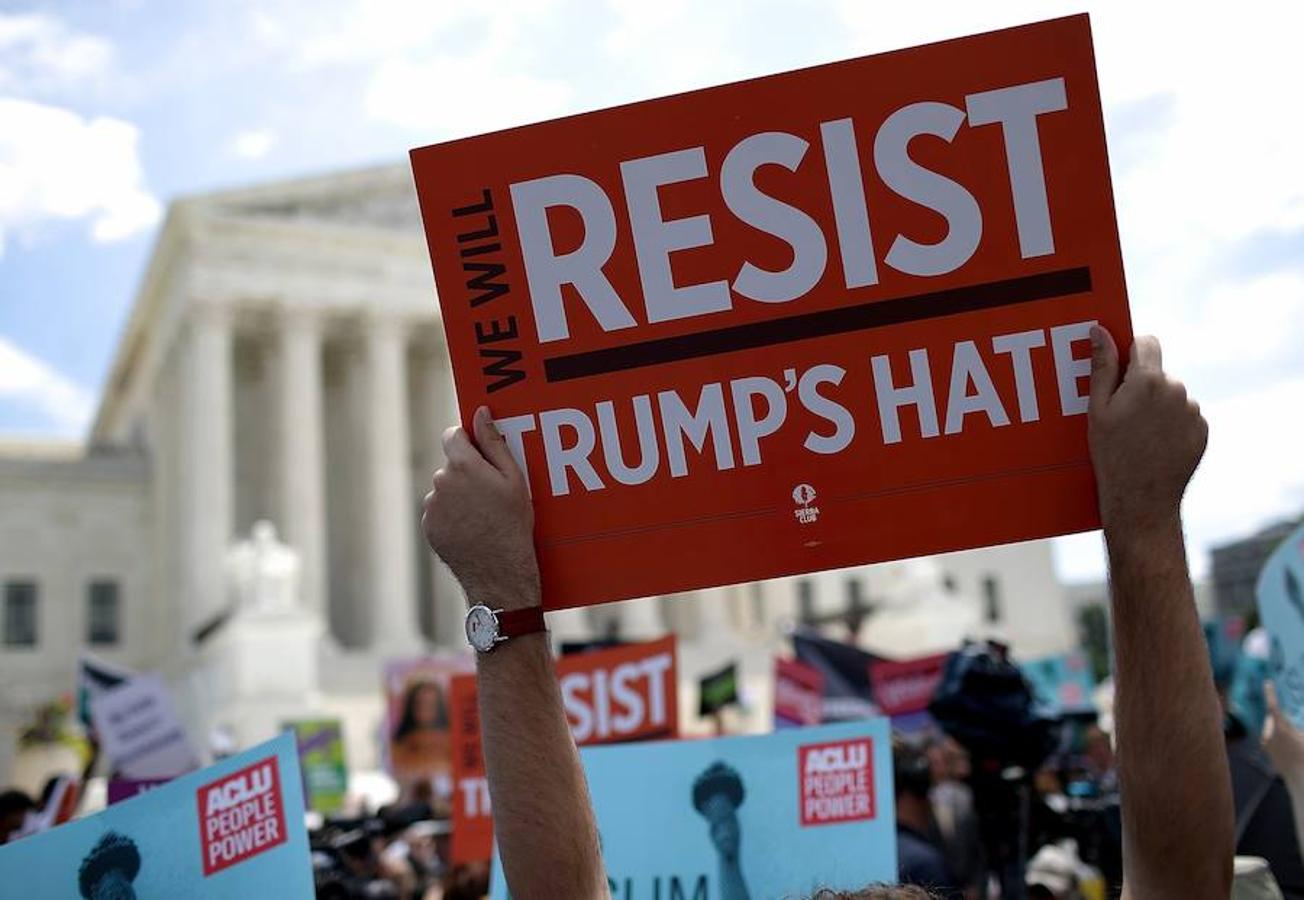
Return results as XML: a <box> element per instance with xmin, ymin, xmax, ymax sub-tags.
<box><xmin>542</xmin><ymin>266</ymin><xmax>1093</xmax><ymax>382</ymax></box>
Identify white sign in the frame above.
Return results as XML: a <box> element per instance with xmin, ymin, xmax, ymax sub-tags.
<box><xmin>90</xmin><ymin>673</ymin><xmax>199</xmax><ymax>780</ymax></box>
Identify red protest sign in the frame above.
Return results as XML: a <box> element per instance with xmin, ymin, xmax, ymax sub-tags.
<box><xmin>799</xmin><ymin>737</ymin><xmax>877</xmax><ymax>827</ymax></box>
<box><xmin>447</xmin><ymin>638</ymin><xmax>679</xmax><ymax>864</ymax></box>
<box><xmin>868</xmin><ymin>653</ymin><xmax>949</xmax><ymax>719</ymax></box>
<box><xmin>197</xmin><ymin>756</ymin><xmax>287</xmax><ymax>877</ymax></box>
<box><xmin>411</xmin><ymin>14</ymin><xmax>1127</xmax><ymax>610</ymax></box>
<box><xmin>449</xmin><ymin>674</ymin><xmax>493</xmax><ymax>866</ymax></box>
<box><xmin>775</xmin><ymin>657</ymin><xmax>825</xmax><ymax>728</ymax></box>
<box><xmin>557</xmin><ymin>636</ymin><xmax>679</xmax><ymax>744</ymax></box>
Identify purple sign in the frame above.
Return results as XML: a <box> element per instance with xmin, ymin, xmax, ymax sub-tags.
<box><xmin>106</xmin><ymin>777</ymin><xmax>171</xmax><ymax>806</ymax></box>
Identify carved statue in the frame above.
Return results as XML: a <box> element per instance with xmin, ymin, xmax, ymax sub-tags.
<box><xmin>225</xmin><ymin>520</ymin><xmax>301</xmax><ymax>617</ymax></box>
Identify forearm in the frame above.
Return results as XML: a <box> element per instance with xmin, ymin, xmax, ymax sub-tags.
<box><xmin>1107</xmin><ymin>515</ymin><xmax>1233</xmax><ymax>899</ymax></box>
<box><xmin>478</xmin><ymin>630</ymin><xmax>607</xmax><ymax>900</ymax></box>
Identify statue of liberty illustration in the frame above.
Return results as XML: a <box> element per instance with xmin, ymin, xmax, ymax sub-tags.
<box><xmin>693</xmin><ymin>761</ymin><xmax>751</xmax><ymax>900</ymax></box>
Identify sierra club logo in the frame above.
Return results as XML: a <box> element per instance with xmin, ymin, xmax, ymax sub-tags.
<box><xmin>792</xmin><ymin>484</ymin><xmax>819</xmax><ymax>525</ymax></box>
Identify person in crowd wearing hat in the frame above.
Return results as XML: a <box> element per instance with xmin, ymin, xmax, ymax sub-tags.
<box><xmin>894</xmin><ymin>739</ymin><xmax>961</xmax><ymax>898</ymax></box>
<box><xmin>422</xmin><ymin>327</ymin><xmax>1234</xmax><ymax>899</ymax></box>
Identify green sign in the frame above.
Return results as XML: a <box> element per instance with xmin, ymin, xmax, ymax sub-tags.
<box><xmin>285</xmin><ymin>719</ymin><xmax>348</xmax><ymax>816</ymax></box>
<box><xmin>698</xmin><ymin>662</ymin><xmax>740</xmax><ymax>717</ymax></box>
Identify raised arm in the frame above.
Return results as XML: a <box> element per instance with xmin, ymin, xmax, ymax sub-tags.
<box><xmin>1088</xmin><ymin>327</ymin><xmax>1234</xmax><ymax>899</ymax></box>
<box><xmin>422</xmin><ymin>406</ymin><xmax>607</xmax><ymax>900</ymax></box>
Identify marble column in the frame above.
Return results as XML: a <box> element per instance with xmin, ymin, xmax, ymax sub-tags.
<box><xmin>363</xmin><ymin>316</ymin><xmax>421</xmax><ymax>652</ymax></box>
<box><xmin>615</xmin><ymin>597</ymin><xmax>664</xmax><ymax>640</ymax></box>
<box><xmin>277</xmin><ymin>311</ymin><xmax>328</xmax><ymax>623</ymax></box>
<box><xmin>426</xmin><ymin>340</ymin><xmax>467</xmax><ymax>646</ymax></box>
<box><xmin>182</xmin><ymin>303</ymin><xmax>234</xmax><ymax>631</ymax></box>
<box><xmin>695</xmin><ymin>586</ymin><xmax>736</xmax><ymax>641</ymax></box>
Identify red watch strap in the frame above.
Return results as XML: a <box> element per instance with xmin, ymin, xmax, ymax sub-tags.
<box><xmin>497</xmin><ymin>606</ymin><xmax>546</xmax><ymax>639</ymax></box>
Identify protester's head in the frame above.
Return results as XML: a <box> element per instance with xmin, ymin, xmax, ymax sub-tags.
<box><xmin>893</xmin><ymin>738</ymin><xmax>933</xmax><ymax>802</ymax></box>
<box><xmin>805</xmin><ymin>887</ymin><xmax>937</xmax><ymax>899</ymax></box>
<box><xmin>394</xmin><ymin>679</ymin><xmax>448</xmax><ymax>740</ymax></box>
<box><xmin>692</xmin><ymin>761</ymin><xmax>745</xmax><ymax>861</ymax></box>
<box><xmin>0</xmin><ymin>789</ymin><xmax>34</xmax><ymax>844</ymax></box>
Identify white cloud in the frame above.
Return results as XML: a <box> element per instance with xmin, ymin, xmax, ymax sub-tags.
<box><xmin>1187</xmin><ymin>377</ymin><xmax>1304</xmax><ymax>561</ymax></box>
<box><xmin>229</xmin><ymin>128</ymin><xmax>277</xmax><ymax>160</ymax></box>
<box><xmin>0</xmin><ymin>98</ymin><xmax>160</xmax><ymax>252</ymax></box>
<box><xmin>0</xmin><ymin>12</ymin><xmax>113</xmax><ymax>96</ymax></box>
<box><xmin>0</xmin><ymin>336</ymin><xmax>93</xmax><ymax>435</ymax></box>
<box><xmin>358</xmin><ymin>2</ymin><xmax>572</xmax><ymax>137</ymax></box>
<box><xmin>366</xmin><ymin>57</ymin><xmax>571</xmax><ymax>136</ymax></box>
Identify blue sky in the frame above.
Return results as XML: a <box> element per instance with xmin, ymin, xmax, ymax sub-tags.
<box><xmin>1</xmin><ymin>0</ymin><xmax>1301</xmax><ymax>581</ymax></box>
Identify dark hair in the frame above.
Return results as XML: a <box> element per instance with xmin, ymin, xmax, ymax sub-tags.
<box><xmin>0</xmin><ymin>789</ymin><xmax>35</xmax><ymax>818</ymax></box>
<box><xmin>78</xmin><ymin>831</ymin><xmax>141</xmax><ymax>898</ymax></box>
<box><xmin>806</xmin><ymin>887</ymin><xmax>937</xmax><ymax>899</ymax></box>
<box><xmin>393</xmin><ymin>679</ymin><xmax>448</xmax><ymax>741</ymax></box>
<box><xmin>892</xmin><ymin>738</ymin><xmax>932</xmax><ymax>800</ymax></box>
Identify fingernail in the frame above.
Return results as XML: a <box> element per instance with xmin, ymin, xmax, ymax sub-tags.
<box><xmin>1089</xmin><ymin>324</ymin><xmax>1104</xmax><ymax>350</ymax></box>
<box><xmin>478</xmin><ymin>406</ymin><xmax>501</xmax><ymax>437</ymax></box>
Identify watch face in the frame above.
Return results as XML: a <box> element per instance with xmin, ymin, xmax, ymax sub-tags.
<box><xmin>465</xmin><ymin>605</ymin><xmax>499</xmax><ymax>652</ymax></box>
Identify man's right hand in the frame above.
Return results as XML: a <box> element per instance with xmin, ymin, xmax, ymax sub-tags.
<box><xmin>1087</xmin><ymin>326</ymin><xmax>1208</xmax><ymax>535</ymax></box>
<box><xmin>421</xmin><ymin>405</ymin><xmax>540</xmax><ymax>611</ymax></box>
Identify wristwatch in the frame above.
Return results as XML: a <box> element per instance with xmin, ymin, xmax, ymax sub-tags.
<box><xmin>465</xmin><ymin>604</ymin><xmax>547</xmax><ymax>652</ymax></box>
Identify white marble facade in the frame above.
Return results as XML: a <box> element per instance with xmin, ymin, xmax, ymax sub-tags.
<box><xmin>0</xmin><ymin>164</ymin><xmax>1076</xmax><ymax>779</ymax></box>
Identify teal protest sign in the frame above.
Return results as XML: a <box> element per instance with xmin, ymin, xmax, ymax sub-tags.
<box><xmin>491</xmin><ymin>720</ymin><xmax>896</xmax><ymax>898</ymax></box>
<box><xmin>0</xmin><ymin>733</ymin><xmax>313</xmax><ymax>898</ymax></box>
<box><xmin>1257</xmin><ymin>522</ymin><xmax>1304</xmax><ymax>728</ymax></box>
<box><xmin>1021</xmin><ymin>650</ymin><xmax>1097</xmax><ymax>716</ymax></box>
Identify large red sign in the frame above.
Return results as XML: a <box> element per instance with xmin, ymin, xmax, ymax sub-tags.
<box><xmin>411</xmin><ymin>14</ymin><xmax>1128</xmax><ymax>609</ymax></box>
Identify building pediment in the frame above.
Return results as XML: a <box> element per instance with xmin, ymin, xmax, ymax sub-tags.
<box><xmin>196</xmin><ymin>163</ymin><xmax>422</xmax><ymax>234</ymax></box>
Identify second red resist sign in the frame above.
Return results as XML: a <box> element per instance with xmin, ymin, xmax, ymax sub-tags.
<box><xmin>410</xmin><ymin>14</ymin><xmax>1129</xmax><ymax>610</ymax></box>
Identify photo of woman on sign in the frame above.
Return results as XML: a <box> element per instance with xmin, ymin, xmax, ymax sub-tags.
<box><xmin>384</xmin><ymin>659</ymin><xmax>468</xmax><ymax>809</ymax></box>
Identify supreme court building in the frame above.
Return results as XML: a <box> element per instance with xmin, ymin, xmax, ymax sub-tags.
<box><xmin>0</xmin><ymin>164</ymin><xmax>1076</xmax><ymax>785</ymax></box>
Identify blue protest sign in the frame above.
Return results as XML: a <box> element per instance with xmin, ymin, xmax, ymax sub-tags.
<box><xmin>0</xmin><ymin>733</ymin><xmax>313</xmax><ymax>898</ymax></box>
<box><xmin>1256</xmin><ymin>522</ymin><xmax>1304</xmax><ymax>728</ymax></box>
<box><xmin>1020</xmin><ymin>651</ymin><xmax>1097</xmax><ymax>716</ymax></box>
<box><xmin>491</xmin><ymin>720</ymin><xmax>897</xmax><ymax>899</ymax></box>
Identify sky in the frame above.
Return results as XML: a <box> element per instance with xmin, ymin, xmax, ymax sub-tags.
<box><xmin>0</xmin><ymin>0</ymin><xmax>1301</xmax><ymax>584</ymax></box>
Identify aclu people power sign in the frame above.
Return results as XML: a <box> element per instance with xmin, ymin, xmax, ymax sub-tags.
<box><xmin>1257</xmin><ymin>522</ymin><xmax>1304</xmax><ymax>728</ymax></box>
<box><xmin>0</xmin><ymin>733</ymin><xmax>312</xmax><ymax>898</ymax></box>
<box><xmin>411</xmin><ymin>14</ymin><xmax>1130</xmax><ymax>609</ymax></box>
<box><xmin>490</xmin><ymin>719</ymin><xmax>895</xmax><ymax>898</ymax></box>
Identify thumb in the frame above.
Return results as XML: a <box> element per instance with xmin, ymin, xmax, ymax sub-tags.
<box><xmin>473</xmin><ymin>406</ymin><xmax>523</xmax><ymax>479</ymax></box>
<box><xmin>1087</xmin><ymin>323</ymin><xmax>1120</xmax><ymax>414</ymax></box>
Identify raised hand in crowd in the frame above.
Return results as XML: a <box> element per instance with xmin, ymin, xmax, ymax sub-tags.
<box><xmin>1087</xmin><ymin>326</ymin><xmax>1233</xmax><ymax>900</ymax></box>
<box><xmin>423</xmin><ymin>406</ymin><xmax>607</xmax><ymax>900</ymax></box>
